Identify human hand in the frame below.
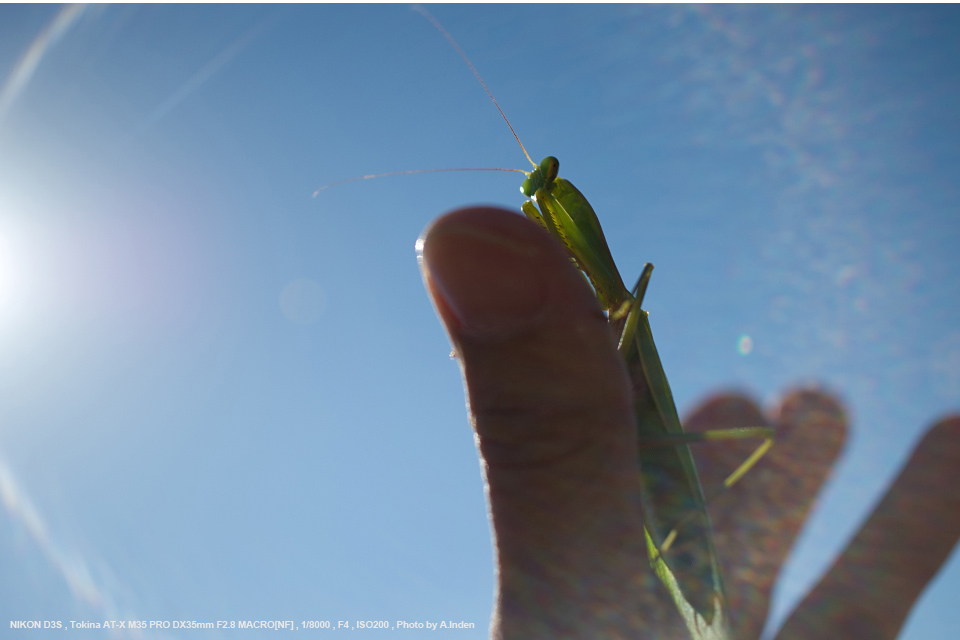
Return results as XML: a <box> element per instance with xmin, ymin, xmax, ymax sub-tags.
<box><xmin>418</xmin><ymin>206</ymin><xmax>960</xmax><ymax>639</ymax></box>
<box><xmin>686</xmin><ymin>392</ymin><xmax>960</xmax><ymax>639</ymax></box>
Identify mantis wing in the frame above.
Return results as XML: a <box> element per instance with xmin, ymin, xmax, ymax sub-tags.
<box><xmin>630</xmin><ymin>310</ymin><xmax>729</xmax><ymax>639</ymax></box>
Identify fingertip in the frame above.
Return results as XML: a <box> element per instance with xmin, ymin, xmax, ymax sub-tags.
<box><xmin>683</xmin><ymin>393</ymin><xmax>765</xmax><ymax>433</ymax></box>
<box><xmin>921</xmin><ymin>414</ymin><xmax>960</xmax><ymax>451</ymax></box>
<box><xmin>418</xmin><ymin>207</ymin><xmax>595</xmax><ymax>340</ymax></box>
<box><xmin>773</xmin><ymin>388</ymin><xmax>848</xmax><ymax>455</ymax></box>
<box><xmin>899</xmin><ymin>414</ymin><xmax>960</xmax><ymax>513</ymax></box>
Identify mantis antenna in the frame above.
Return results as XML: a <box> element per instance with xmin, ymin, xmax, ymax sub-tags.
<box><xmin>313</xmin><ymin>7</ymin><xmax>538</xmax><ymax>197</ymax></box>
<box><xmin>413</xmin><ymin>4</ymin><xmax>537</xmax><ymax>170</ymax></box>
<box><xmin>312</xmin><ymin>167</ymin><xmax>525</xmax><ymax>197</ymax></box>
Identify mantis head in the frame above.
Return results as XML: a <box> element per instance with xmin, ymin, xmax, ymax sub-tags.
<box><xmin>520</xmin><ymin>156</ymin><xmax>560</xmax><ymax>197</ymax></box>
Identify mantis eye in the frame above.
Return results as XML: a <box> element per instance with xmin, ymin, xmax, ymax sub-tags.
<box><xmin>541</xmin><ymin>156</ymin><xmax>559</xmax><ymax>183</ymax></box>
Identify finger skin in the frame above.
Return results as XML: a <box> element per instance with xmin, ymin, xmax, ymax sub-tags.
<box><xmin>420</xmin><ymin>207</ymin><xmax>648</xmax><ymax>639</ymax></box>
<box><xmin>778</xmin><ymin>416</ymin><xmax>960</xmax><ymax>640</ymax></box>
<box><xmin>684</xmin><ymin>390</ymin><xmax>848</xmax><ymax>640</ymax></box>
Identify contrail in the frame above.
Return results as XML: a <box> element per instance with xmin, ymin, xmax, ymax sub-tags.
<box><xmin>0</xmin><ymin>3</ymin><xmax>87</xmax><ymax>125</ymax></box>
<box><xmin>135</xmin><ymin>18</ymin><xmax>273</xmax><ymax>134</ymax></box>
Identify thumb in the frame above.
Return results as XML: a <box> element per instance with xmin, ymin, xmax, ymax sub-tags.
<box><xmin>419</xmin><ymin>207</ymin><xmax>648</xmax><ymax>638</ymax></box>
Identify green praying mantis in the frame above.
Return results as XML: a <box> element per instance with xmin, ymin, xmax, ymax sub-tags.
<box><xmin>519</xmin><ymin>150</ymin><xmax>773</xmax><ymax>639</ymax></box>
<box><xmin>319</xmin><ymin>8</ymin><xmax>775</xmax><ymax>639</ymax></box>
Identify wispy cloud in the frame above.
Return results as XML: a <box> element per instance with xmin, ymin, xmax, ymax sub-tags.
<box><xmin>0</xmin><ymin>4</ymin><xmax>87</xmax><ymax>125</ymax></box>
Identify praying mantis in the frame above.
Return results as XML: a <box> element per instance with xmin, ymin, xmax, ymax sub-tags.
<box><xmin>519</xmin><ymin>151</ymin><xmax>773</xmax><ymax>639</ymax></box>
<box><xmin>321</xmin><ymin>8</ymin><xmax>775</xmax><ymax>639</ymax></box>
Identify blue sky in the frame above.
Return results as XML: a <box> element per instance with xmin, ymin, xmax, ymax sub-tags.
<box><xmin>1</xmin><ymin>4</ymin><xmax>958</xmax><ymax>638</ymax></box>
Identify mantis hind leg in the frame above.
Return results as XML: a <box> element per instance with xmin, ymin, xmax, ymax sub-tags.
<box><xmin>654</xmin><ymin>434</ymin><xmax>774</xmax><ymax>557</ymax></box>
<box><xmin>614</xmin><ymin>266</ymin><xmax>777</xmax><ymax>558</ymax></box>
